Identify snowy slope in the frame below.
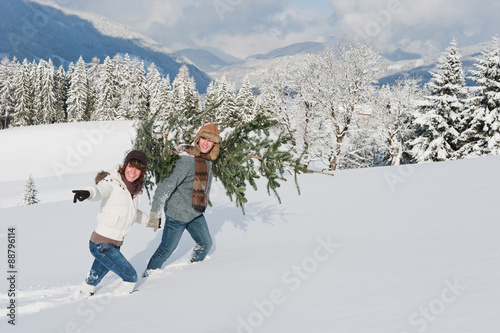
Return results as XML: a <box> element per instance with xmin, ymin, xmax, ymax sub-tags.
<box><xmin>1</xmin><ymin>121</ymin><xmax>499</xmax><ymax>333</ymax></box>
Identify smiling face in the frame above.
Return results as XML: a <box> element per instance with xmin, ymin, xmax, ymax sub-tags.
<box><xmin>198</xmin><ymin>137</ymin><xmax>215</xmax><ymax>154</ymax></box>
<box><xmin>124</xmin><ymin>163</ymin><xmax>141</xmax><ymax>182</ymax></box>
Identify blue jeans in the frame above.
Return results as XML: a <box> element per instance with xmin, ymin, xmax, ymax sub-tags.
<box><xmin>85</xmin><ymin>242</ymin><xmax>138</xmax><ymax>286</ymax></box>
<box><xmin>146</xmin><ymin>214</ymin><xmax>212</xmax><ymax>271</ymax></box>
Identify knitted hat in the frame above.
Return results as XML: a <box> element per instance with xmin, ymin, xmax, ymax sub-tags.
<box><xmin>124</xmin><ymin>150</ymin><xmax>148</xmax><ymax>167</ymax></box>
<box><xmin>193</xmin><ymin>123</ymin><xmax>221</xmax><ymax>160</ymax></box>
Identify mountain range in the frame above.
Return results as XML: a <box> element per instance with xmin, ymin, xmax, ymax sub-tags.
<box><xmin>178</xmin><ymin>37</ymin><xmax>488</xmax><ymax>89</ymax></box>
<box><xmin>0</xmin><ymin>0</ymin><xmax>212</xmax><ymax>92</ymax></box>
<box><xmin>0</xmin><ymin>0</ymin><xmax>492</xmax><ymax>92</ymax></box>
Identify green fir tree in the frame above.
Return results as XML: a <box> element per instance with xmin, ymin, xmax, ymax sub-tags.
<box><xmin>134</xmin><ymin>110</ymin><xmax>310</xmax><ymax>213</ymax></box>
<box><xmin>213</xmin><ymin>113</ymin><xmax>309</xmax><ymax>212</ymax></box>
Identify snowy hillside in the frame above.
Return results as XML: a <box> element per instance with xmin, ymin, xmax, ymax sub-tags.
<box><xmin>1</xmin><ymin>121</ymin><xmax>500</xmax><ymax>333</ymax></box>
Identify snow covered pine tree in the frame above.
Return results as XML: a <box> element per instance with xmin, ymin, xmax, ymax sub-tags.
<box><xmin>19</xmin><ymin>175</ymin><xmax>40</xmax><ymax>206</ymax></box>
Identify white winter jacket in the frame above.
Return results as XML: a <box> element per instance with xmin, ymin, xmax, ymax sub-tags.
<box><xmin>86</xmin><ymin>170</ymin><xmax>148</xmax><ymax>242</ymax></box>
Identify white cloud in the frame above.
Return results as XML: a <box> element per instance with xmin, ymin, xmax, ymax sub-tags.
<box><xmin>49</xmin><ymin>0</ymin><xmax>500</xmax><ymax>58</ymax></box>
<box><xmin>328</xmin><ymin>0</ymin><xmax>500</xmax><ymax>56</ymax></box>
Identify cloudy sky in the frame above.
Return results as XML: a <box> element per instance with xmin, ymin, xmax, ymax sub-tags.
<box><xmin>49</xmin><ymin>0</ymin><xmax>499</xmax><ymax>59</ymax></box>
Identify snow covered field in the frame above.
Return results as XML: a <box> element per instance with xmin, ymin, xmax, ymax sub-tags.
<box><xmin>0</xmin><ymin>121</ymin><xmax>499</xmax><ymax>333</ymax></box>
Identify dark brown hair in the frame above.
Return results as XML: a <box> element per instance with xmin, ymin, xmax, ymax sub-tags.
<box><xmin>118</xmin><ymin>159</ymin><xmax>147</xmax><ymax>183</ymax></box>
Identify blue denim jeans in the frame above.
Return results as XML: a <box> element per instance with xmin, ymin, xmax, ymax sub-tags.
<box><xmin>146</xmin><ymin>214</ymin><xmax>212</xmax><ymax>271</ymax></box>
<box><xmin>85</xmin><ymin>242</ymin><xmax>138</xmax><ymax>286</ymax></box>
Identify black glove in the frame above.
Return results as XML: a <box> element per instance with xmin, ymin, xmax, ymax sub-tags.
<box><xmin>72</xmin><ymin>190</ymin><xmax>90</xmax><ymax>203</ymax></box>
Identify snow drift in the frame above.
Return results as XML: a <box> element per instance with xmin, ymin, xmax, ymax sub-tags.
<box><xmin>0</xmin><ymin>121</ymin><xmax>499</xmax><ymax>333</ymax></box>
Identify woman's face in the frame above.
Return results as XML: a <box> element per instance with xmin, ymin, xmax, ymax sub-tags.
<box><xmin>199</xmin><ymin>137</ymin><xmax>215</xmax><ymax>154</ymax></box>
<box><xmin>124</xmin><ymin>163</ymin><xmax>141</xmax><ymax>182</ymax></box>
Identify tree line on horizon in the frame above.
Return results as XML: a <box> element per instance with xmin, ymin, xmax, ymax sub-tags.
<box><xmin>1</xmin><ymin>37</ymin><xmax>499</xmax><ymax>173</ymax></box>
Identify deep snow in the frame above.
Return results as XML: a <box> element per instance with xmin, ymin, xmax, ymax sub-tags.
<box><xmin>0</xmin><ymin>121</ymin><xmax>499</xmax><ymax>333</ymax></box>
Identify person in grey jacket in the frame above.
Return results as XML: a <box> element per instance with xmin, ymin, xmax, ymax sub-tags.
<box><xmin>144</xmin><ymin>123</ymin><xmax>221</xmax><ymax>275</ymax></box>
<box><xmin>72</xmin><ymin>150</ymin><xmax>149</xmax><ymax>298</ymax></box>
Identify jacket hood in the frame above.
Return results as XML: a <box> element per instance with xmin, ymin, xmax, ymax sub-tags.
<box><xmin>95</xmin><ymin>171</ymin><xmax>110</xmax><ymax>184</ymax></box>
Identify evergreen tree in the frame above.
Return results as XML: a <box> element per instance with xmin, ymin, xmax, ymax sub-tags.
<box><xmin>112</xmin><ymin>54</ymin><xmax>129</xmax><ymax>120</ymax></box>
<box><xmin>94</xmin><ymin>56</ymin><xmax>119</xmax><ymax>120</ymax></box>
<box><xmin>41</xmin><ymin>59</ymin><xmax>57</xmax><ymax>124</ymax></box>
<box><xmin>117</xmin><ymin>54</ymin><xmax>132</xmax><ymax>119</ymax></box>
<box><xmin>134</xmin><ymin>111</ymin><xmax>308</xmax><ymax>212</ymax></box>
<box><xmin>171</xmin><ymin>65</ymin><xmax>202</xmax><ymax>142</ymax></box>
<box><xmin>202</xmin><ymin>80</ymin><xmax>220</xmax><ymax>124</ymax></box>
<box><xmin>31</xmin><ymin>59</ymin><xmax>44</xmax><ymax>125</ymax></box>
<box><xmin>157</xmin><ymin>76</ymin><xmax>173</xmax><ymax>121</ymax></box>
<box><xmin>18</xmin><ymin>175</ymin><xmax>40</xmax><ymax>206</ymax></box>
<box><xmin>0</xmin><ymin>57</ymin><xmax>16</xmax><ymax>128</ymax></box>
<box><xmin>411</xmin><ymin>39</ymin><xmax>467</xmax><ymax>162</ymax></box>
<box><xmin>128</xmin><ymin>57</ymin><xmax>148</xmax><ymax>120</ymax></box>
<box><xmin>146</xmin><ymin>62</ymin><xmax>162</xmax><ymax>118</ymax></box>
<box><xmin>86</xmin><ymin>57</ymin><xmax>101</xmax><ymax>118</ymax></box>
<box><xmin>460</xmin><ymin>37</ymin><xmax>500</xmax><ymax>156</ymax></box>
<box><xmin>172</xmin><ymin>65</ymin><xmax>200</xmax><ymax>116</ymax></box>
<box><xmin>213</xmin><ymin>114</ymin><xmax>308</xmax><ymax>212</ymax></box>
<box><xmin>133</xmin><ymin>113</ymin><xmax>181</xmax><ymax>198</ymax></box>
<box><xmin>53</xmin><ymin>65</ymin><xmax>69</xmax><ymax>122</ymax></box>
<box><xmin>31</xmin><ymin>59</ymin><xmax>57</xmax><ymax>125</ymax></box>
<box><xmin>11</xmin><ymin>59</ymin><xmax>33</xmax><ymax>127</ymax></box>
<box><xmin>66</xmin><ymin>56</ymin><xmax>89</xmax><ymax>121</ymax></box>
<box><xmin>235</xmin><ymin>74</ymin><xmax>257</xmax><ymax>124</ymax></box>
<box><xmin>213</xmin><ymin>73</ymin><xmax>238</xmax><ymax>127</ymax></box>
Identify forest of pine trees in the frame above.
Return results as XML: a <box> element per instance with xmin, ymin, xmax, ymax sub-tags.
<box><xmin>1</xmin><ymin>37</ymin><xmax>500</xmax><ymax>173</ymax></box>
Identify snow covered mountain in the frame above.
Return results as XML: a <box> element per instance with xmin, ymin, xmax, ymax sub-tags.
<box><xmin>1</xmin><ymin>121</ymin><xmax>499</xmax><ymax>333</ymax></box>
<box><xmin>377</xmin><ymin>41</ymin><xmax>491</xmax><ymax>86</ymax></box>
<box><xmin>206</xmin><ymin>38</ymin><xmax>493</xmax><ymax>88</ymax></box>
<box><xmin>0</xmin><ymin>0</ymin><xmax>212</xmax><ymax>92</ymax></box>
<box><xmin>247</xmin><ymin>41</ymin><xmax>326</xmax><ymax>60</ymax></box>
<box><xmin>175</xmin><ymin>48</ymin><xmax>231</xmax><ymax>73</ymax></box>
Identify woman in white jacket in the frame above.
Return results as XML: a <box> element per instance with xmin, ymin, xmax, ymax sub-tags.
<box><xmin>72</xmin><ymin>150</ymin><xmax>149</xmax><ymax>298</ymax></box>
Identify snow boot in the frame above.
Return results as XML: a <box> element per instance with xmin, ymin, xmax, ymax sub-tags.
<box><xmin>76</xmin><ymin>282</ymin><xmax>95</xmax><ymax>299</ymax></box>
<box><xmin>114</xmin><ymin>281</ymin><xmax>136</xmax><ymax>295</ymax></box>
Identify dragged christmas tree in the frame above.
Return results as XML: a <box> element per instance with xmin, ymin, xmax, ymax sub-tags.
<box><xmin>213</xmin><ymin>113</ymin><xmax>310</xmax><ymax>212</ymax></box>
<box><xmin>134</xmin><ymin>112</ymin><xmax>312</xmax><ymax>213</ymax></box>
